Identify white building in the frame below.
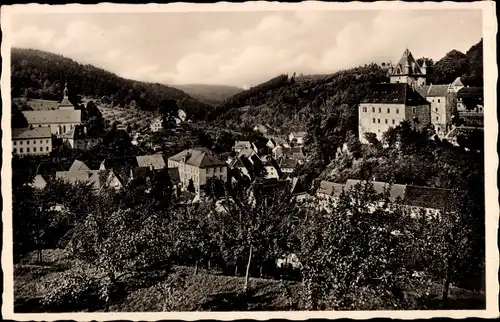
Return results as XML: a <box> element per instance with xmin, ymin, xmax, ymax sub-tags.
<box><xmin>150</xmin><ymin>117</ymin><xmax>163</xmax><ymax>132</ymax></box>
<box><xmin>22</xmin><ymin>110</ymin><xmax>82</xmax><ymax>136</ymax></box>
<box><xmin>12</xmin><ymin>127</ymin><xmax>52</xmax><ymax>156</ymax></box>
<box><xmin>167</xmin><ymin>147</ymin><xmax>228</xmax><ymax>195</ymax></box>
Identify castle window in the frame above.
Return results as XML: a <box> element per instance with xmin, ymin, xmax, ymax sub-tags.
<box><xmin>33</xmin><ymin>140</ymin><xmax>36</xmax><ymax>144</ymax></box>
<box><xmin>372</xmin><ymin>118</ymin><xmax>376</xmax><ymax>123</ymax></box>
<box><xmin>436</xmin><ymin>116</ymin><xmax>439</xmax><ymax>121</ymax></box>
<box><xmin>385</xmin><ymin>119</ymin><xmax>388</xmax><ymax>124</ymax></box>
<box><xmin>387</xmin><ymin>108</ymin><xmax>390</xmax><ymax>113</ymax></box>
<box><xmin>46</xmin><ymin>146</ymin><xmax>49</xmax><ymax>151</ymax></box>
<box><xmin>34</xmin><ymin>147</ymin><xmax>37</xmax><ymax>152</ymax></box>
<box><xmin>392</xmin><ymin>119</ymin><xmax>395</xmax><ymax>125</ymax></box>
<box><xmin>20</xmin><ymin>148</ymin><xmax>23</xmax><ymax>153</ymax></box>
<box><xmin>377</xmin><ymin>119</ymin><xmax>380</xmax><ymax>123</ymax></box>
<box><xmin>438</xmin><ymin>99</ymin><xmax>440</xmax><ymax>103</ymax></box>
<box><xmin>46</xmin><ymin>140</ymin><xmax>49</xmax><ymax>143</ymax></box>
<box><xmin>396</xmin><ymin>108</ymin><xmax>399</xmax><ymax>114</ymax></box>
<box><xmin>27</xmin><ymin>148</ymin><xmax>30</xmax><ymax>153</ymax></box>
<box><xmin>412</xmin><ymin>107</ymin><xmax>416</xmax><ymax>114</ymax></box>
<box><xmin>363</xmin><ymin>106</ymin><xmax>367</xmax><ymax>113</ymax></box>
<box><xmin>20</xmin><ymin>141</ymin><xmax>23</xmax><ymax>145</ymax></box>
<box><xmin>378</xmin><ymin>108</ymin><xmax>381</xmax><ymax>113</ymax></box>
<box><xmin>13</xmin><ymin>141</ymin><xmax>16</xmax><ymax>145</ymax></box>
<box><xmin>40</xmin><ymin>140</ymin><xmax>43</xmax><ymax>144</ymax></box>
<box><xmin>372</xmin><ymin>107</ymin><xmax>375</xmax><ymax>113</ymax></box>
<box><xmin>435</xmin><ymin>108</ymin><xmax>438</xmax><ymax>112</ymax></box>
<box><xmin>13</xmin><ymin>148</ymin><xmax>17</xmax><ymax>153</ymax></box>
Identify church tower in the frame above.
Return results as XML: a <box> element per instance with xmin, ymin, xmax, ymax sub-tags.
<box><xmin>58</xmin><ymin>80</ymin><xmax>75</xmax><ymax>110</ymax></box>
<box><xmin>389</xmin><ymin>48</ymin><xmax>427</xmax><ymax>87</ymax></box>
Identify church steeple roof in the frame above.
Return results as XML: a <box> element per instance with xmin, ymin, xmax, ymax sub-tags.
<box><xmin>59</xmin><ymin>80</ymin><xmax>73</xmax><ymax>107</ymax></box>
<box><xmin>392</xmin><ymin>48</ymin><xmax>424</xmax><ymax>76</ymax></box>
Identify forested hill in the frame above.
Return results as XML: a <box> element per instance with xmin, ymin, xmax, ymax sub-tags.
<box><xmin>210</xmin><ymin>65</ymin><xmax>389</xmax><ymax>132</ymax></box>
<box><xmin>10</xmin><ymin>48</ymin><xmax>213</xmax><ymax>120</ymax></box>
<box><xmin>211</xmin><ymin>38</ymin><xmax>483</xmax><ymax>133</ymax></box>
<box><xmin>171</xmin><ymin>84</ymin><xmax>243</xmax><ymax>105</ymax></box>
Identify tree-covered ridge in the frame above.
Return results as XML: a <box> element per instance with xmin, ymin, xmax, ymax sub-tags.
<box><xmin>10</xmin><ymin>48</ymin><xmax>213</xmax><ymax>121</ymax></box>
<box><xmin>212</xmin><ymin>64</ymin><xmax>389</xmax><ymax>132</ymax></box>
<box><xmin>171</xmin><ymin>84</ymin><xmax>243</xmax><ymax>105</ymax></box>
<box><xmin>417</xmin><ymin>38</ymin><xmax>483</xmax><ymax>86</ymax></box>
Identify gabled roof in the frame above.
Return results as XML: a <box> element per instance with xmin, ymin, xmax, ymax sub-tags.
<box><xmin>136</xmin><ymin>154</ymin><xmax>167</xmax><ymax>169</ymax></box>
<box><xmin>238</xmin><ymin>147</ymin><xmax>256</xmax><ymax>158</ymax></box>
<box><xmin>391</xmin><ymin>48</ymin><xmax>424</xmax><ymax>76</ymax></box>
<box><xmin>234</xmin><ymin>141</ymin><xmax>252</xmax><ymax>149</ymax></box>
<box><xmin>168</xmin><ymin>148</ymin><xmax>226</xmax><ymax>168</ymax></box>
<box><xmin>56</xmin><ymin>170</ymin><xmax>105</xmax><ymax>190</ymax></box>
<box><xmin>22</xmin><ymin>110</ymin><xmax>82</xmax><ymax>124</ymax></box>
<box><xmin>69</xmin><ymin>160</ymin><xmax>90</xmax><ymax>172</ymax></box>
<box><xmin>427</xmin><ymin>84</ymin><xmax>449</xmax><ymax>97</ymax></box>
<box><xmin>361</xmin><ymin>83</ymin><xmax>430</xmax><ymax>106</ymax></box>
<box><xmin>317</xmin><ymin>181</ymin><xmax>345</xmax><ymax>197</ymax></box>
<box><xmin>12</xmin><ymin>127</ymin><xmax>52</xmax><ymax>139</ymax></box>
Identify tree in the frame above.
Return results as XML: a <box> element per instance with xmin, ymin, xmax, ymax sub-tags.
<box><xmin>298</xmin><ymin>181</ymin><xmax>431</xmax><ymax>310</ymax></box>
<box><xmin>187</xmin><ymin>179</ymin><xmax>196</xmax><ymax>193</ymax></box>
<box><xmin>212</xmin><ymin>182</ymin><xmax>299</xmax><ymax>292</ymax></box>
<box><xmin>11</xmin><ymin>105</ymin><xmax>29</xmax><ymax>128</ymax></box>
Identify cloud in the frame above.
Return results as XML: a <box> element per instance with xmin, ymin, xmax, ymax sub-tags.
<box><xmin>10</xmin><ymin>10</ymin><xmax>482</xmax><ymax>87</ymax></box>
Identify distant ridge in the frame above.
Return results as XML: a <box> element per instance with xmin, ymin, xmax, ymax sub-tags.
<box><xmin>171</xmin><ymin>84</ymin><xmax>243</xmax><ymax>105</ymax></box>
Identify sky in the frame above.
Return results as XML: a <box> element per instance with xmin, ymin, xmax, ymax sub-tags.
<box><xmin>10</xmin><ymin>9</ymin><xmax>482</xmax><ymax>88</ymax></box>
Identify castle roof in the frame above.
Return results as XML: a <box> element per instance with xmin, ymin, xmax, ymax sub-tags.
<box><xmin>361</xmin><ymin>83</ymin><xmax>429</xmax><ymax>106</ymax></box>
<box><xmin>391</xmin><ymin>48</ymin><xmax>425</xmax><ymax>76</ymax></box>
<box><xmin>415</xmin><ymin>84</ymin><xmax>449</xmax><ymax>98</ymax></box>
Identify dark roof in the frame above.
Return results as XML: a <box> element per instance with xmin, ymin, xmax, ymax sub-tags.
<box><xmin>361</xmin><ymin>83</ymin><xmax>430</xmax><ymax>106</ymax></box>
<box><xmin>445</xmin><ymin>126</ymin><xmax>483</xmax><ymax>140</ymax></box>
<box><xmin>318</xmin><ymin>181</ymin><xmax>345</xmax><ymax>197</ymax></box>
<box><xmin>12</xmin><ymin>127</ymin><xmax>52</xmax><ymax>139</ymax></box>
<box><xmin>457</xmin><ymin>87</ymin><xmax>483</xmax><ymax>99</ymax></box>
<box><xmin>169</xmin><ymin>148</ymin><xmax>226</xmax><ymax>168</ymax></box>
<box><xmin>22</xmin><ymin>110</ymin><xmax>82</xmax><ymax>124</ymax></box>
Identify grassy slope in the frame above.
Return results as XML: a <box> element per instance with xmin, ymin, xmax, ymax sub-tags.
<box><xmin>14</xmin><ymin>249</ymin><xmax>485</xmax><ymax>312</ymax></box>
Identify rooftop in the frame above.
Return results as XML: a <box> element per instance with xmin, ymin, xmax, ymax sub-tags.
<box><xmin>361</xmin><ymin>83</ymin><xmax>429</xmax><ymax>106</ymax></box>
<box><xmin>68</xmin><ymin>160</ymin><xmax>91</xmax><ymax>172</ymax></box>
<box><xmin>22</xmin><ymin>110</ymin><xmax>82</xmax><ymax>124</ymax></box>
<box><xmin>136</xmin><ymin>154</ymin><xmax>167</xmax><ymax>169</ymax></box>
<box><xmin>317</xmin><ymin>180</ymin><xmax>345</xmax><ymax>197</ymax></box>
<box><xmin>391</xmin><ymin>48</ymin><xmax>425</xmax><ymax>76</ymax></box>
<box><xmin>169</xmin><ymin>148</ymin><xmax>227</xmax><ymax>168</ymax></box>
<box><xmin>457</xmin><ymin>87</ymin><xmax>483</xmax><ymax>99</ymax></box>
<box><xmin>12</xmin><ymin>127</ymin><xmax>52</xmax><ymax>139</ymax></box>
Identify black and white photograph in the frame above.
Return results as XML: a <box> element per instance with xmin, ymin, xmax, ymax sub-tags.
<box><xmin>1</xmin><ymin>1</ymin><xmax>498</xmax><ymax>319</ymax></box>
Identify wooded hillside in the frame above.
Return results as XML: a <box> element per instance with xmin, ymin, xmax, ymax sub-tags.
<box><xmin>11</xmin><ymin>48</ymin><xmax>213</xmax><ymax>120</ymax></box>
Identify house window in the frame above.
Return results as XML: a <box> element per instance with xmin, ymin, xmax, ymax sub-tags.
<box><xmin>387</xmin><ymin>108</ymin><xmax>390</xmax><ymax>113</ymax></box>
<box><xmin>20</xmin><ymin>148</ymin><xmax>23</xmax><ymax>153</ymax></box>
<box><xmin>412</xmin><ymin>107</ymin><xmax>416</xmax><ymax>113</ymax></box>
<box><xmin>27</xmin><ymin>148</ymin><xmax>30</xmax><ymax>153</ymax></box>
<box><xmin>363</xmin><ymin>106</ymin><xmax>367</xmax><ymax>113</ymax></box>
<box><xmin>435</xmin><ymin>108</ymin><xmax>438</xmax><ymax>112</ymax></box>
<box><xmin>46</xmin><ymin>140</ymin><xmax>49</xmax><ymax>143</ymax></box>
<box><xmin>396</xmin><ymin>108</ymin><xmax>399</xmax><ymax>114</ymax></box>
<box><xmin>46</xmin><ymin>146</ymin><xmax>49</xmax><ymax>151</ymax></box>
<box><xmin>378</xmin><ymin>108</ymin><xmax>381</xmax><ymax>113</ymax></box>
<box><xmin>377</xmin><ymin>119</ymin><xmax>380</xmax><ymax>123</ymax></box>
<box><xmin>34</xmin><ymin>147</ymin><xmax>37</xmax><ymax>152</ymax></box>
<box><xmin>40</xmin><ymin>140</ymin><xmax>43</xmax><ymax>144</ymax></box>
<box><xmin>13</xmin><ymin>141</ymin><xmax>16</xmax><ymax>145</ymax></box>
<box><xmin>372</xmin><ymin>118</ymin><xmax>376</xmax><ymax>123</ymax></box>
<box><xmin>436</xmin><ymin>116</ymin><xmax>439</xmax><ymax>121</ymax></box>
<box><xmin>392</xmin><ymin>119</ymin><xmax>395</xmax><ymax>125</ymax></box>
<box><xmin>13</xmin><ymin>148</ymin><xmax>17</xmax><ymax>153</ymax></box>
<box><xmin>385</xmin><ymin>119</ymin><xmax>388</xmax><ymax>124</ymax></box>
<box><xmin>438</xmin><ymin>99</ymin><xmax>440</xmax><ymax>103</ymax></box>
<box><xmin>372</xmin><ymin>107</ymin><xmax>375</xmax><ymax>113</ymax></box>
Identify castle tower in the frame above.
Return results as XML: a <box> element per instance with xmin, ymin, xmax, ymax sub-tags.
<box><xmin>421</xmin><ymin>60</ymin><xmax>427</xmax><ymax>75</ymax></box>
<box><xmin>390</xmin><ymin>48</ymin><xmax>427</xmax><ymax>87</ymax></box>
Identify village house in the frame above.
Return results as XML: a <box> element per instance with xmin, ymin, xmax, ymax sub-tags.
<box><xmin>60</xmin><ymin>125</ymin><xmax>103</xmax><ymax>150</ymax></box>
<box><xmin>167</xmin><ymin>147</ymin><xmax>228</xmax><ymax>195</ymax></box>
<box><xmin>56</xmin><ymin>169</ymin><xmax>124</xmax><ymax>191</ymax></box>
<box><xmin>233</xmin><ymin>141</ymin><xmax>252</xmax><ymax>154</ymax></box>
<box><xmin>358</xmin><ymin>83</ymin><xmax>431</xmax><ymax>143</ymax></box>
<box><xmin>288</xmin><ymin>132</ymin><xmax>307</xmax><ymax>145</ymax></box>
<box><xmin>12</xmin><ymin>127</ymin><xmax>52</xmax><ymax>156</ymax></box>
<box><xmin>448</xmin><ymin>77</ymin><xmax>465</xmax><ymax>93</ymax></box>
<box><xmin>150</xmin><ymin>117</ymin><xmax>163</xmax><ymax>132</ymax></box>
<box><xmin>136</xmin><ymin>153</ymin><xmax>167</xmax><ymax>170</ymax></box>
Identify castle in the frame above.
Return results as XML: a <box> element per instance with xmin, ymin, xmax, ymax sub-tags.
<box><xmin>359</xmin><ymin>48</ymin><xmax>467</xmax><ymax>143</ymax></box>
